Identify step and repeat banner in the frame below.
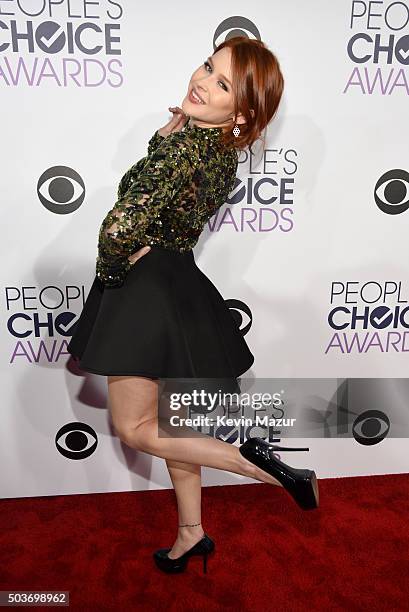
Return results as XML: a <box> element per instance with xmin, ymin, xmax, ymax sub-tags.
<box><xmin>1</xmin><ymin>1</ymin><xmax>408</xmax><ymax>499</ymax></box>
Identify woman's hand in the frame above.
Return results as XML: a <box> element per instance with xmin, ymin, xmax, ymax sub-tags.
<box><xmin>158</xmin><ymin>106</ymin><xmax>189</xmax><ymax>138</ymax></box>
<box><xmin>128</xmin><ymin>245</ymin><xmax>151</xmax><ymax>266</ymax></box>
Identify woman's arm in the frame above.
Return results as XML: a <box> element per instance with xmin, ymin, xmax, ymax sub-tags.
<box><xmin>96</xmin><ymin>131</ymin><xmax>197</xmax><ymax>288</ymax></box>
<box><xmin>147</xmin><ymin>129</ymin><xmax>165</xmax><ymax>156</ymax></box>
<box><xmin>116</xmin><ymin>129</ymin><xmax>167</xmax><ymax>199</ymax></box>
<box><xmin>117</xmin><ymin>112</ymin><xmax>186</xmax><ymax>199</ymax></box>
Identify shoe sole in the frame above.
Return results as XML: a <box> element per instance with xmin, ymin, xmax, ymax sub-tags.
<box><xmin>153</xmin><ymin>560</ymin><xmax>188</xmax><ymax>573</ymax></box>
<box><xmin>302</xmin><ymin>470</ymin><xmax>319</xmax><ymax>510</ymax></box>
<box><xmin>290</xmin><ymin>470</ymin><xmax>319</xmax><ymax>510</ymax></box>
<box><xmin>311</xmin><ymin>471</ymin><xmax>319</xmax><ymax>507</ymax></box>
<box><xmin>240</xmin><ymin>442</ymin><xmax>320</xmax><ymax>510</ymax></box>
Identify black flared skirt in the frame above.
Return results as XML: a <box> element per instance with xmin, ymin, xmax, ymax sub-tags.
<box><xmin>67</xmin><ymin>245</ymin><xmax>254</xmax><ymax>391</ymax></box>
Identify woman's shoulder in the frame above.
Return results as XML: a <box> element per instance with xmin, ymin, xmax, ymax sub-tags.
<box><xmin>156</xmin><ymin>128</ymin><xmax>198</xmax><ymax>149</ymax></box>
<box><xmin>143</xmin><ymin>126</ymin><xmax>239</xmax><ymax>176</ymax></box>
<box><xmin>150</xmin><ymin>128</ymin><xmax>201</xmax><ymax>168</ymax></box>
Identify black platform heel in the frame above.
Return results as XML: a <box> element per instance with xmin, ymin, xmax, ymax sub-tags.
<box><xmin>239</xmin><ymin>437</ymin><xmax>319</xmax><ymax>510</ymax></box>
<box><xmin>153</xmin><ymin>533</ymin><xmax>215</xmax><ymax>574</ymax></box>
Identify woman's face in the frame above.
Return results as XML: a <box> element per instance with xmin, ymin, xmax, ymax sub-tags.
<box><xmin>182</xmin><ymin>47</ymin><xmax>239</xmax><ymax>130</ymax></box>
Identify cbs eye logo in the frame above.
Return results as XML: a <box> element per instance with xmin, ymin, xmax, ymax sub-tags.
<box><xmin>38</xmin><ymin>165</ymin><xmax>85</xmax><ymax>214</ymax></box>
<box><xmin>55</xmin><ymin>422</ymin><xmax>98</xmax><ymax>459</ymax></box>
<box><xmin>213</xmin><ymin>16</ymin><xmax>261</xmax><ymax>48</ymax></box>
<box><xmin>374</xmin><ymin>169</ymin><xmax>409</xmax><ymax>215</ymax></box>
<box><xmin>225</xmin><ymin>299</ymin><xmax>252</xmax><ymax>335</ymax></box>
<box><xmin>352</xmin><ymin>410</ymin><xmax>390</xmax><ymax>446</ymax></box>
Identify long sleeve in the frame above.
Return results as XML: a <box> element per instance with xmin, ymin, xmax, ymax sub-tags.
<box><xmin>96</xmin><ymin>131</ymin><xmax>197</xmax><ymax>288</ymax></box>
<box><xmin>116</xmin><ymin>131</ymin><xmax>166</xmax><ymax>200</ymax></box>
<box><xmin>116</xmin><ymin>156</ymin><xmax>147</xmax><ymax>200</ymax></box>
<box><xmin>147</xmin><ymin>129</ymin><xmax>165</xmax><ymax>156</ymax></box>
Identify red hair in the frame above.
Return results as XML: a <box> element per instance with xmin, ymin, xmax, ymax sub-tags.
<box><xmin>213</xmin><ymin>36</ymin><xmax>284</xmax><ymax>152</ymax></box>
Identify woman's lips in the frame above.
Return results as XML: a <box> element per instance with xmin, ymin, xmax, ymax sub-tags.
<box><xmin>188</xmin><ymin>88</ymin><xmax>205</xmax><ymax>104</ymax></box>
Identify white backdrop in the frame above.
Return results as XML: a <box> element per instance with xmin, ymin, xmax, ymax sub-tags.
<box><xmin>1</xmin><ymin>1</ymin><xmax>408</xmax><ymax>499</ymax></box>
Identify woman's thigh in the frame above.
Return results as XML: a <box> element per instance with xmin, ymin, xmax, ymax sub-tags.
<box><xmin>107</xmin><ymin>375</ymin><xmax>160</xmax><ymax>439</ymax></box>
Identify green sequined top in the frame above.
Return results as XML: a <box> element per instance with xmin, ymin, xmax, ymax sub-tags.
<box><xmin>95</xmin><ymin>121</ymin><xmax>239</xmax><ymax>287</ymax></box>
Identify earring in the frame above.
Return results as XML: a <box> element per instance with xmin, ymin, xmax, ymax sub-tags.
<box><xmin>232</xmin><ymin>124</ymin><xmax>241</xmax><ymax>137</ymax></box>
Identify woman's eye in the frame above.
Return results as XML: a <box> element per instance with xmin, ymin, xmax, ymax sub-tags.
<box><xmin>203</xmin><ymin>61</ymin><xmax>228</xmax><ymax>91</ymax></box>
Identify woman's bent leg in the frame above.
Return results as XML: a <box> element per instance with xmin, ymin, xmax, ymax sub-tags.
<box><xmin>107</xmin><ymin>375</ymin><xmax>283</xmax><ymax>488</ymax></box>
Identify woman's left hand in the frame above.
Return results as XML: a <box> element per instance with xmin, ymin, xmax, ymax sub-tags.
<box><xmin>158</xmin><ymin>106</ymin><xmax>189</xmax><ymax>137</ymax></box>
<box><xmin>128</xmin><ymin>245</ymin><xmax>151</xmax><ymax>266</ymax></box>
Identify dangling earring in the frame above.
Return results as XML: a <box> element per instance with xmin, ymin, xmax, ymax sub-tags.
<box><xmin>232</xmin><ymin>124</ymin><xmax>241</xmax><ymax>137</ymax></box>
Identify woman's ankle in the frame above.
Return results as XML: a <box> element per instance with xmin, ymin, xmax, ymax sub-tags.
<box><xmin>177</xmin><ymin>523</ymin><xmax>205</xmax><ymax>539</ymax></box>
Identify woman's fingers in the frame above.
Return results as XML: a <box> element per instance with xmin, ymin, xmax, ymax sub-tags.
<box><xmin>128</xmin><ymin>246</ymin><xmax>151</xmax><ymax>265</ymax></box>
<box><xmin>169</xmin><ymin>106</ymin><xmax>186</xmax><ymax>115</ymax></box>
<box><xmin>169</xmin><ymin>107</ymin><xmax>188</xmax><ymax>122</ymax></box>
<box><xmin>158</xmin><ymin>107</ymin><xmax>189</xmax><ymax>137</ymax></box>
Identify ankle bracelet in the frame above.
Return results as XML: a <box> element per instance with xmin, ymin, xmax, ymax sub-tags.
<box><xmin>178</xmin><ymin>522</ymin><xmax>201</xmax><ymax>527</ymax></box>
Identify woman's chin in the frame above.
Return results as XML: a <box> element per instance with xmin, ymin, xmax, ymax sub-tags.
<box><xmin>182</xmin><ymin>100</ymin><xmax>197</xmax><ymax>112</ymax></box>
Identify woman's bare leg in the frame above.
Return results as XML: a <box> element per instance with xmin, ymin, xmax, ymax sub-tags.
<box><xmin>107</xmin><ymin>375</ymin><xmax>283</xmax><ymax>486</ymax></box>
<box><xmin>164</xmin><ymin>459</ymin><xmax>204</xmax><ymax>558</ymax></box>
<box><xmin>108</xmin><ymin>375</ymin><xmax>283</xmax><ymax>556</ymax></box>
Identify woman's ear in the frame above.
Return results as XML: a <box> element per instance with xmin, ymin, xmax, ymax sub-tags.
<box><xmin>234</xmin><ymin>109</ymin><xmax>255</xmax><ymax>125</ymax></box>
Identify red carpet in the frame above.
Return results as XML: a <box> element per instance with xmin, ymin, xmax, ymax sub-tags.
<box><xmin>1</xmin><ymin>474</ymin><xmax>408</xmax><ymax>611</ymax></box>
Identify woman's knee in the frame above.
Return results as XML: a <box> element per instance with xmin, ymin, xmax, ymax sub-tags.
<box><xmin>107</xmin><ymin>375</ymin><xmax>158</xmax><ymax>447</ymax></box>
<box><xmin>113</xmin><ymin>416</ymin><xmax>156</xmax><ymax>450</ymax></box>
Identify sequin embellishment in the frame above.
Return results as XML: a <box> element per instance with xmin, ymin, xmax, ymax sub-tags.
<box><xmin>95</xmin><ymin>122</ymin><xmax>238</xmax><ymax>287</ymax></box>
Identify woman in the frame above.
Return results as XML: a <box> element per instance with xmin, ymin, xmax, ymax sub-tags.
<box><xmin>67</xmin><ymin>36</ymin><xmax>319</xmax><ymax>575</ymax></box>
